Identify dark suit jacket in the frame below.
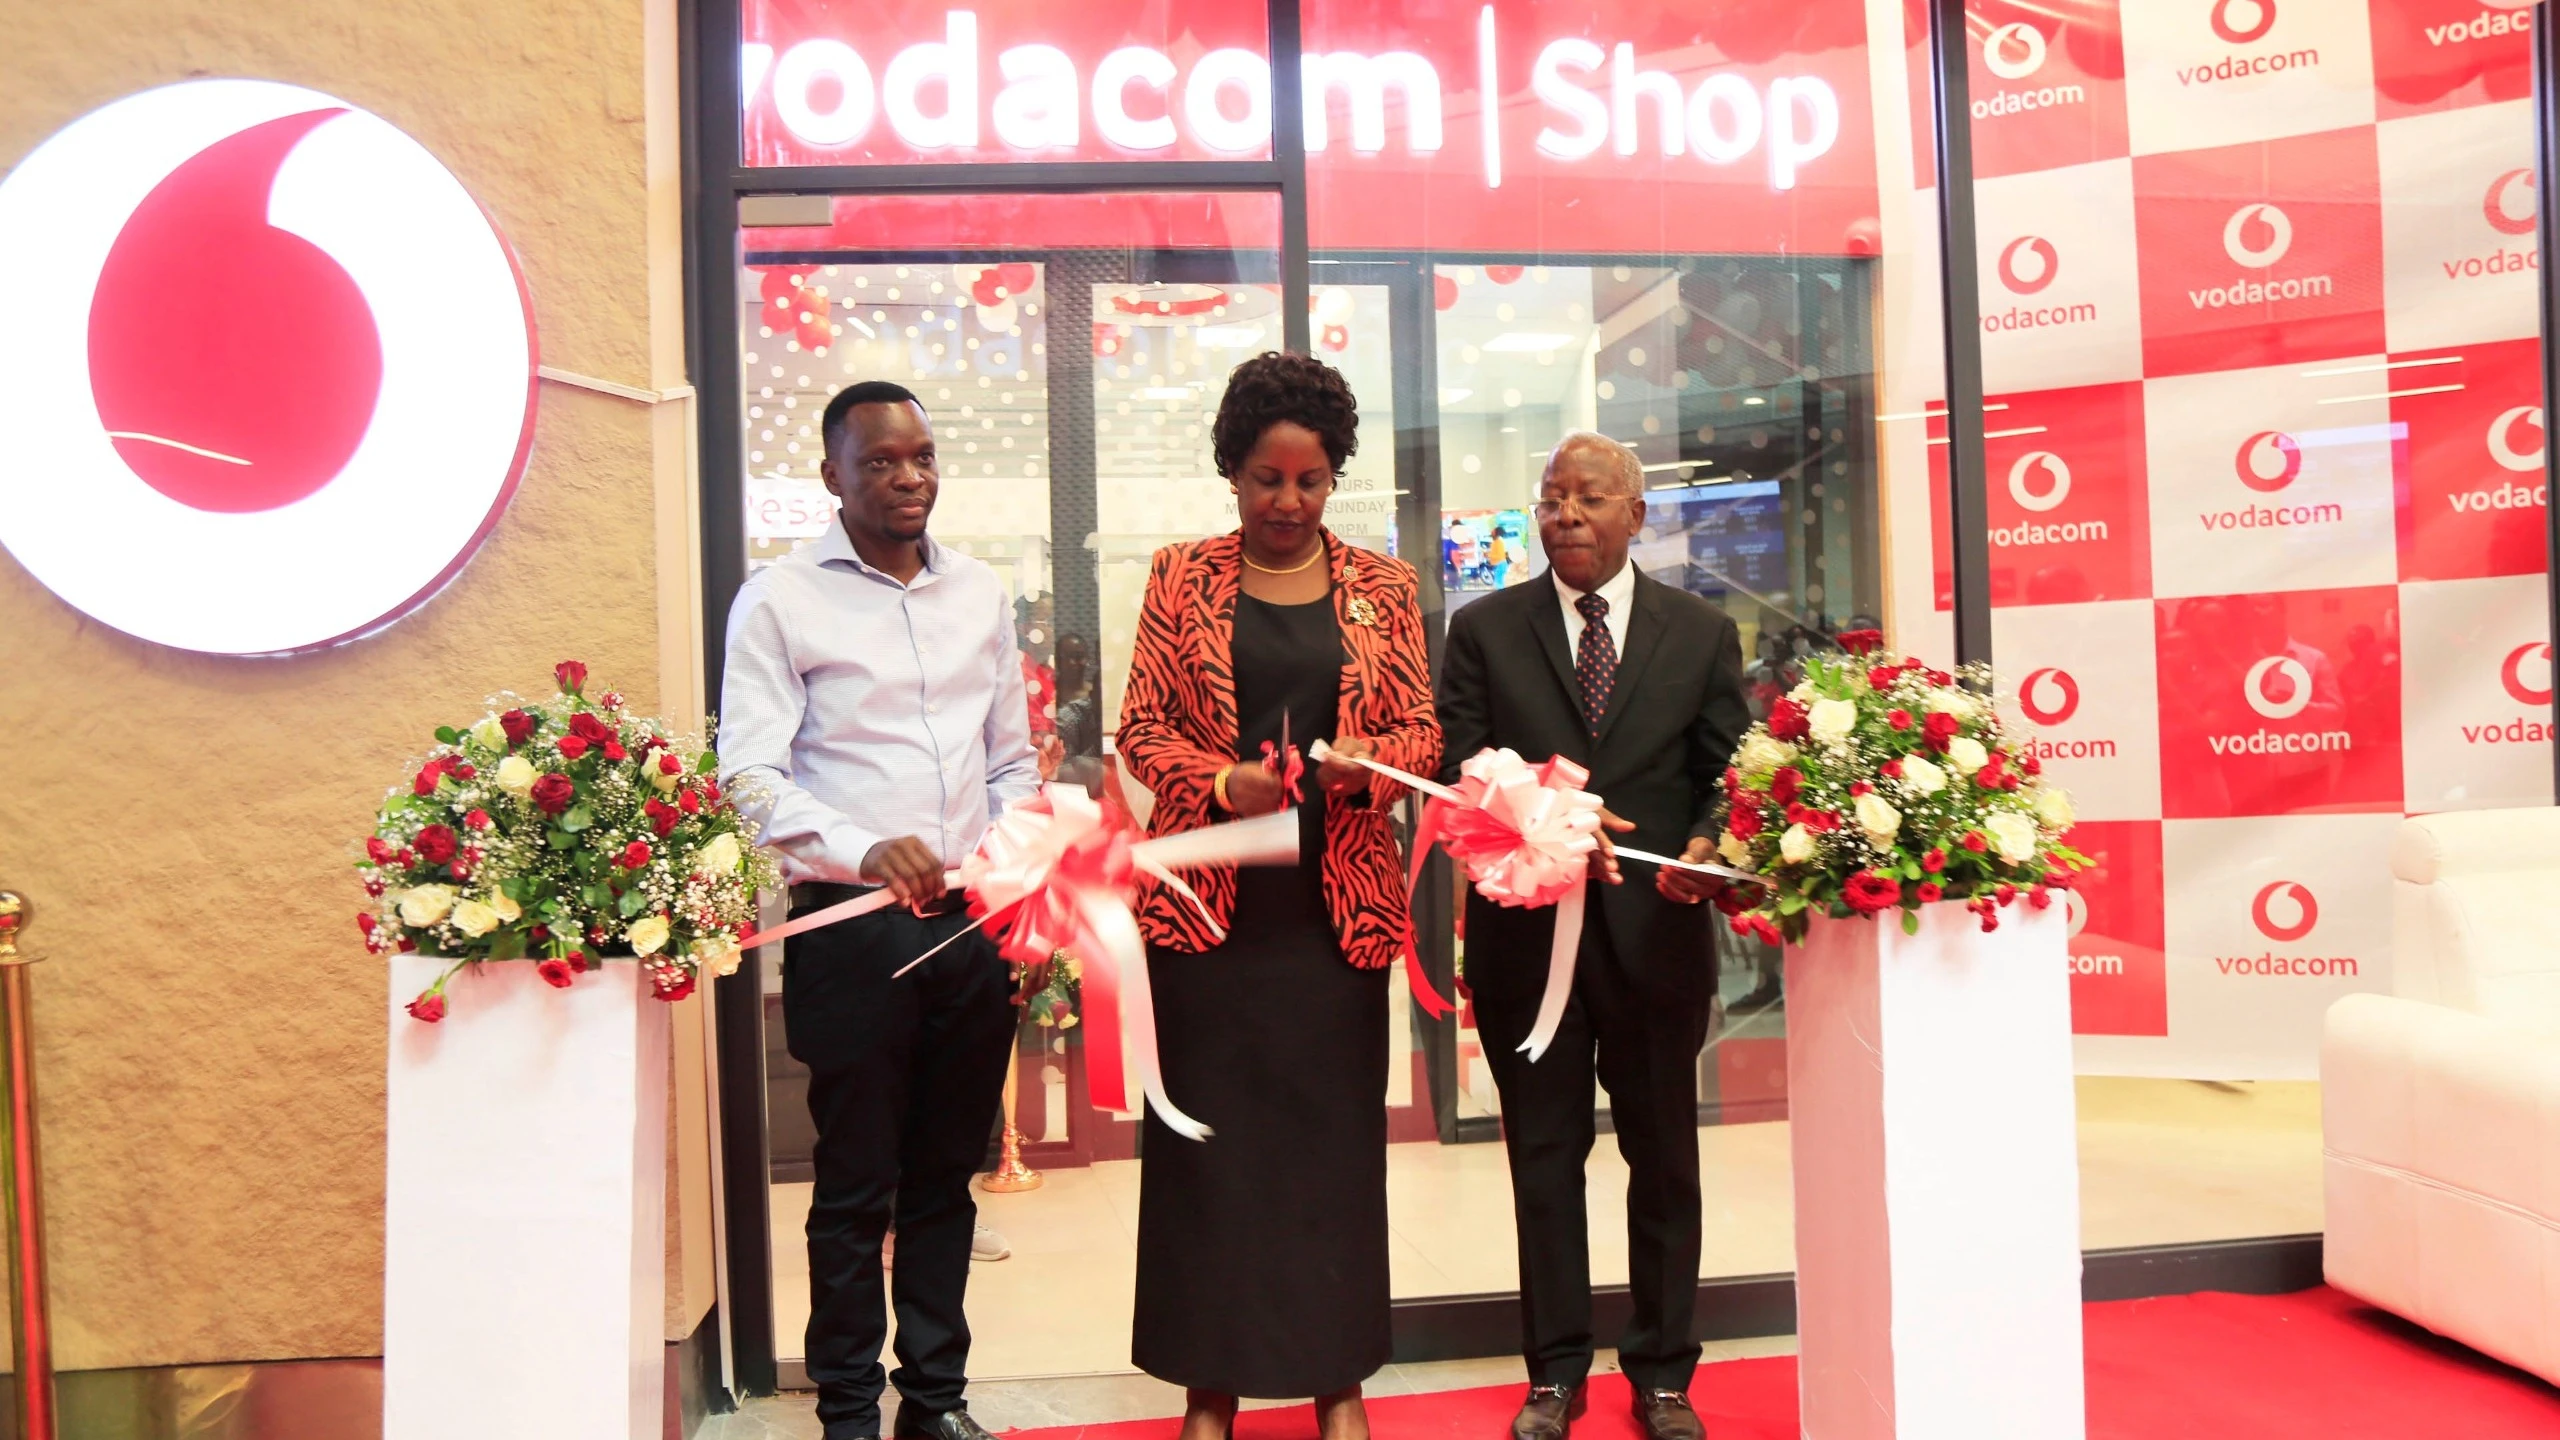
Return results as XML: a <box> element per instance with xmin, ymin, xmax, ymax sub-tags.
<box><xmin>1436</xmin><ymin>568</ymin><xmax>1751</xmax><ymax>1001</ymax></box>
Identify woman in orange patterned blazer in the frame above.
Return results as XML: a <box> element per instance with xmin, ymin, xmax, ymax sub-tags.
<box><xmin>1117</xmin><ymin>352</ymin><xmax>1440</xmax><ymax>1440</ymax></box>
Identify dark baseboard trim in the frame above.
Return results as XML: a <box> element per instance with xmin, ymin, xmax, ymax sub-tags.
<box><xmin>671</xmin><ymin>1305</ymin><xmax>730</xmax><ymax>1438</ymax></box>
<box><xmin>1391</xmin><ymin>1233</ymin><xmax>2328</xmax><ymax>1365</ymax></box>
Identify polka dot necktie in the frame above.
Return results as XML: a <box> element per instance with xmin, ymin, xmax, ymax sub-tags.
<box><xmin>1575</xmin><ymin>591</ymin><xmax>1617</xmax><ymax>732</ymax></box>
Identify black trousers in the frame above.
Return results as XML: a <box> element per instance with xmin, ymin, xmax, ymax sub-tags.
<box><xmin>1473</xmin><ymin>902</ymin><xmax>1715</xmax><ymax>1395</ymax></box>
<box><xmin>783</xmin><ymin>901</ymin><xmax>1016</xmax><ymax>1440</ymax></box>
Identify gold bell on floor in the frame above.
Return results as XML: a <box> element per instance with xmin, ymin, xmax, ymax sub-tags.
<box><xmin>979</xmin><ymin>962</ymin><xmax>1046</xmax><ymax>1194</ymax></box>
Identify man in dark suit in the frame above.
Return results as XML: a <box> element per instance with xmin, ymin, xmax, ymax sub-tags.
<box><xmin>1437</xmin><ymin>433</ymin><xmax>1752</xmax><ymax>1440</ymax></box>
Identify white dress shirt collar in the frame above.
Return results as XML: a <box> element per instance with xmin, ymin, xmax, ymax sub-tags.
<box><xmin>813</xmin><ymin>517</ymin><xmax>948</xmax><ymax>585</ymax></box>
<box><xmin>1555</xmin><ymin>558</ymin><xmax>1638</xmax><ymax>654</ymax></box>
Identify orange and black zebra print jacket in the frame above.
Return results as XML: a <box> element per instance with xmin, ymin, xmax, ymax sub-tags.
<box><xmin>1116</xmin><ymin>530</ymin><xmax>1442</xmax><ymax>971</ymax></box>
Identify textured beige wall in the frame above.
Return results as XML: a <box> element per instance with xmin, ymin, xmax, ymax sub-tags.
<box><xmin>0</xmin><ymin>0</ymin><xmax>710</xmax><ymax>1371</ymax></box>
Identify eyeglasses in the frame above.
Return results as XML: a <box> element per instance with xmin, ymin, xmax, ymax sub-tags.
<box><xmin>1531</xmin><ymin>492</ymin><xmax>1628</xmax><ymax>523</ymax></box>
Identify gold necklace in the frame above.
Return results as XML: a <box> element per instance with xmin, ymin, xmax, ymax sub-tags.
<box><xmin>1243</xmin><ymin>546</ymin><xmax>1324</xmax><ymax>575</ymax></box>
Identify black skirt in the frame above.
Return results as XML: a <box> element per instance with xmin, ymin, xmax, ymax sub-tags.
<box><xmin>1130</xmin><ymin>590</ymin><xmax>1392</xmax><ymax>1398</ymax></box>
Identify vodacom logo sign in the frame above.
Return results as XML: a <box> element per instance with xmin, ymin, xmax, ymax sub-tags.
<box><xmin>2063</xmin><ymin>889</ymin><xmax>2090</xmax><ymax>939</ymax></box>
<box><xmin>2251</xmin><ymin>880</ymin><xmax>2318</xmax><ymax>942</ymax></box>
<box><xmin>2484</xmin><ymin>168</ymin><xmax>2537</xmax><ymax>237</ymax></box>
<box><xmin>2244</xmin><ymin>654</ymin><xmax>2314</xmax><ymax>719</ymax></box>
<box><xmin>2211</xmin><ymin>0</ymin><xmax>2279</xmax><ymax>45</ymax></box>
<box><xmin>2019</xmin><ymin>667</ymin><xmax>2081</xmax><ymax>725</ymax></box>
<box><xmin>2235</xmin><ymin>430</ymin><xmax>2303</xmax><ymax>492</ymax></box>
<box><xmin>2007</xmin><ymin>450</ymin><xmax>2071</xmax><ymax>511</ymax></box>
<box><xmin>0</xmin><ymin>81</ymin><xmax>537</xmax><ymax>655</ymax></box>
<box><xmin>2223</xmin><ymin>202</ymin><xmax>2294</xmax><ymax>268</ymax></box>
<box><xmin>1982</xmin><ymin>22</ymin><xmax>2049</xmax><ymax>81</ymax></box>
<box><xmin>2488</xmin><ymin>406</ymin><xmax>2544</xmax><ymax>472</ymax></box>
<box><xmin>1997</xmin><ymin>235</ymin><xmax>2059</xmax><ymax>295</ymax></box>
<box><xmin>2504</xmin><ymin>642</ymin><xmax>2556</xmax><ymax>706</ymax></box>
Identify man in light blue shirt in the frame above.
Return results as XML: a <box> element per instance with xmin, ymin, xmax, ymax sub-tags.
<box><xmin>721</xmin><ymin>381</ymin><xmax>1037</xmax><ymax>1440</ymax></box>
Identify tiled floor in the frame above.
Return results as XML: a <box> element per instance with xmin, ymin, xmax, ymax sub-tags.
<box><xmin>758</xmin><ymin>1076</ymin><xmax>2323</xmax><ymax>1384</ymax></box>
<box><xmin>696</xmin><ymin>1341</ymin><xmax>1802</xmax><ymax>1438</ymax></box>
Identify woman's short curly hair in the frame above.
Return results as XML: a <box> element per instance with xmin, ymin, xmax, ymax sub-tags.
<box><xmin>1211</xmin><ymin>351</ymin><xmax>1360</xmax><ymax>480</ymax></box>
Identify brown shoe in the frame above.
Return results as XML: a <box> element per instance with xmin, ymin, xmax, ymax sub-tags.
<box><xmin>1510</xmin><ymin>1384</ymin><xmax>1584</xmax><ymax>1440</ymax></box>
<box><xmin>1631</xmin><ymin>1389</ymin><xmax>1705</xmax><ymax>1440</ymax></box>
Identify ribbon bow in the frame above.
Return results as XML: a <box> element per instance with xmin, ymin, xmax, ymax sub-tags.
<box><xmin>1410</xmin><ymin>750</ymin><xmax>1604</xmax><ymax>1060</ymax></box>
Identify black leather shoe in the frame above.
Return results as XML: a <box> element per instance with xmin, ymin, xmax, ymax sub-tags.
<box><xmin>1631</xmin><ymin>1389</ymin><xmax>1705</xmax><ymax>1440</ymax></box>
<box><xmin>1511</xmin><ymin>1383</ymin><xmax>1586</xmax><ymax>1440</ymax></box>
<box><xmin>894</xmin><ymin>1402</ymin><xmax>995</xmax><ymax>1440</ymax></box>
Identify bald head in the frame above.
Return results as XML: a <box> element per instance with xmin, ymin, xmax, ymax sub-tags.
<box><xmin>1535</xmin><ymin>431</ymin><xmax>1646</xmax><ymax>592</ymax></box>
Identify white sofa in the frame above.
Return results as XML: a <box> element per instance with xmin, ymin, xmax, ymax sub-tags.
<box><xmin>2322</xmin><ymin>805</ymin><xmax>2560</xmax><ymax>1386</ymax></box>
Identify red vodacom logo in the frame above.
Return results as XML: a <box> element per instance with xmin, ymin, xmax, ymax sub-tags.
<box><xmin>2484</xmin><ymin>168</ymin><xmax>2538</xmax><ymax>238</ymax></box>
<box><xmin>2019</xmin><ymin>667</ymin><xmax>2081</xmax><ymax>725</ymax></box>
<box><xmin>2211</xmin><ymin>0</ymin><xmax>2279</xmax><ymax>45</ymax></box>
<box><xmin>2504</xmin><ymin>642</ymin><xmax>2556</xmax><ymax>706</ymax></box>
<box><xmin>0</xmin><ymin>80</ymin><xmax>538</xmax><ymax>656</ymax></box>
<box><xmin>2251</xmin><ymin>881</ymin><xmax>2318</xmax><ymax>942</ymax></box>
<box><xmin>2234</xmin><ymin>430</ymin><xmax>2302</xmax><ymax>492</ymax></box>
<box><xmin>1997</xmin><ymin>235</ymin><xmax>2059</xmax><ymax>295</ymax></box>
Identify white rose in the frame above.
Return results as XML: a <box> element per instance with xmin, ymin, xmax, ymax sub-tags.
<box><xmin>626</xmin><ymin>915</ymin><xmax>672</xmax><ymax>956</ymax></box>
<box><xmin>397</xmin><ymin>885</ymin><xmax>457</xmax><ymax>927</ymax></box>
<box><xmin>1788</xmin><ymin>681</ymin><xmax>1815</xmax><ymax>703</ymax></box>
<box><xmin>1897</xmin><ymin>755</ymin><xmax>1948</xmax><ymax>795</ymax></box>
<box><xmin>489</xmin><ymin>891</ymin><xmax>522</xmax><ymax>924</ymax></box>
<box><xmin>470</xmin><ymin>715</ymin><xmax>508</xmax><ymax>751</ymax></box>
<box><xmin>695</xmin><ymin>832</ymin><xmax>742</xmax><ymax>878</ymax></box>
<box><xmin>1779</xmin><ymin>824</ymin><xmax>1816</xmax><ymax>865</ymax></box>
<box><xmin>1986</xmin><ymin>812</ymin><xmax>2040</xmax><ymax>865</ymax></box>
<box><xmin>1735</xmin><ymin>733</ymin><xmax>1799</xmax><ymax>776</ymax></box>
<box><xmin>1718</xmin><ymin>832</ymin><xmax>1753</xmax><ymax>866</ymax></box>
<box><xmin>2033</xmin><ymin>786</ymin><xmax>2076</xmax><ymax>829</ymax></box>
<box><xmin>448</xmin><ymin>898</ymin><xmax>500</xmax><ymax>938</ymax></box>
<box><xmin>495</xmin><ymin>755</ymin><xmax>538</xmax><ymax>796</ymax></box>
<box><xmin>1944</xmin><ymin>736</ymin><xmax>1990</xmax><ymax>775</ymax></box>
<box><xmin>1854</xmin><ymin>792</ymin><xmax>1902</xmax><ymax>844</ymax></box>
<box><xmin>1808</xmin><ymin>697</ymin><xmax>1859</xmax><ymax>746</ymax></box>
<box><xmin>653</xmin><ymin>765</ymin><xmax>683</xmax><ymax>793</ymax></box>
<box><xmin>694</xmin><ymin>936</ymin><xmax>744</xmax><ymax>978</ymax></box>
<box><xmin>1926</xmin><ymin>689</ymin><xmax>1975</xmax><ymax>717</ymax></box>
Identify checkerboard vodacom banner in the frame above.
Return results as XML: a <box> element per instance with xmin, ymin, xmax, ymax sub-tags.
<box><xmin>1910</xmin><ymin>0</ymin><xmax>2552</xmax><ymax>1078</ymax></box>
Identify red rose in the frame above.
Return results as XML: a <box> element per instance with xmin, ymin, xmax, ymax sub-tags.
<box><xmin>2020</xmin><ymin>753</ymin><xmax>2043</xmax><ymax>776</ymax></box>
<box><xmin>658</xmin><ymin>752</ymin><xmax>684</xmax><ymax>776</ymax></box>
<box><xmin>557</xmin><ymin>735</ymin><xmax>590</xmax><ymax>760</ymax></box>
<box><xmin>1767</xmin><ymin>697</ymin><xmax>1811</xmax><ymax>742</ymax></box>
<box><xmin>1879</xmin><ymin>759</ymin><xmax>1904</xmax><ymax>780</ymax></box>
<box><xmin>645</xmin><ymin>799</ymin><xmax>680</xmax><ymax>837</ymax></box>
<box><xmin>677</xmin><ymin>788</ymin><xmax>702</xmax><ymax>815</ymax></box>
<box><xmin>1922</xmin><ymin>712</ymin><xmax>1960</xmax><ymax>749</ymax></box>
<box><xmin>1903</xmin><ymin>656</ymin><xmax>1925</xmax><ymax>671</ymax></box>
<box><xmin>406</xmin><ymin>992</ymin><xmax>447</xmax><ymax>1023</ymax></box>
<box><xmin>530</xmin><ymin>924</ymin><xmax>551</xmax><ymax>941</ymax></box>
<box><xmin>702</xmin><ymin>780</ymin><xmax>721</xmax><ymax>804</ymax></box>
<box><xmin>2029</xmin><ymin>885</ymin><xmax>2054</xmax><ymax>910</ymax></box>
<box><xmin>397</xmin><ymin>936</ymin><xmax>417</xmax><ymax>952</ymax></box>
<box><xmin>356</xmin><ymin>912</ymin><xmax>377</xmax><ymax>938</ymax></box>
<box><xmin>367</xmin><ymin>836</ymin><xmax>398</xmax><ymax>865</ymax></box>
<box><xmin>1713</xmin><ymin>886</ymin><xmax>1752</xmax><ymax>916</ymax></box>
<box><xmin>1843</xmin><ymin>870</ymin><xmax>1903</xmax><ymax>915</ymax></box>
<box><xmin>600</xmin><ymin>691</ymin><xmax>624</xmax><ymax>710</ymax></box>
<box><xmin>1888</xmin><ymin>709</ymin><xmax>1913</xmax><ymax>731</ymax></box>
<box><xmin>1979</xmin><ymin>912</ymin><xmax>2001</xmax><ymax>933</ymax></box>
<box><xmin>1916</xmin><ymin>881</ymin><xmax>1943</xmax><ymax>903</ymax></box>
<box><xmin>363</xmin><ymin>877</ymin><xmax>385</xmax><ymax>898</ymax></box>
<box><xmin>570</xmin><ymin>712</ymin><xmax>612</xmax><ymax>744</ymax></box>
<box><xmin>603</xmin><ymin>740</ymin><xmax>627</xmax><ymax>762</ymax></box>
<box><xmin>413</xmin><ymin>762</ymin><xmax>445</xmax><ymax>796</ymax></box>
<box><xmin>1868</xmin><ymin>665</ymin><xmax>1900</xmax><ymax>692</ymax></box>
<box><xmin>1961</xmin><ymin>831</ymin><xmax>1988</xmax><ymax>854</ymax></box>
<box><xmin>537</xmin><ymin>958</ymin><xmax>577</xmax><ymax>988</ymax></box>
<box><xmin>1921</xmin><ymin>847</ymin><xmax>1947</xmax><ymax>874</ymax></box>
<box><xmin>414</xmin><ymin>824</ymin><xmax>458</xmax><ymax>865</ymax></box>
<box><xmin>651</xmin><ymin>970</ymin><xmax>697</xmax><ymax>1003</ymax></box>
<box><xmin>1849</xmin><ymin>781</ymin><xmax>1873</xmax><ymax>797</ymax></box>
<box><xmin>1769</xmin><ymin>767</ymin><xmax>1804</xmax><ymax>806</ymax></box>
<box><xmin>621</xmin><ymin>840</ymin><xmax>653</xmax><ymax>870</ymax></box>
<box><xmin>568</xmin><ymin>951</ymin><xmax>593</xmax><ymax>973</ymax></box>
<box><xmin>530</xmin><ymin>772</ymin><xmax>576</xmax><ymax>816</ymax></box>
<box><xmin>499</xmin><ymin>709</ymin><xmax>537</xmax><ymax>746</ymax></box>
<box><xmin>1838</xmin><ymin>628</ymin><xmax>1884</xmax><ymax>656</ymax></box>
<box><xmin>452</xmin><ymin>763</ymin><xmax>476</xmax><ymax>780</ymax></box>
<box><xmin>1727</xmin><ymin>806</ymin><xmax>1763</xmax><ymax>840</ymax></box>
<box><xmin>465</xmin><ymin>809</ymin><xmax>493</xmax><ymax>831</ymax></box>
<box><xmin>555</xmin><ymin>660</ymin><xmax>588</xmax><ymax>694</ymax></box>
<box><xmin>1996</xmin><ymin>884</ymin><xmax>2018</xmax><ymax>907</ymax></box>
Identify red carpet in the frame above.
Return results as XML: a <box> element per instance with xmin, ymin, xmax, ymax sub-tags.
<box><xmin>1014</xmin><ymin>1289</ymin><xmax>2560</xmax><ymax>1440</ymax></box>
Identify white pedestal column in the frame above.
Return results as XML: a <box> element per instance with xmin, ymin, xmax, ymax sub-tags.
<box><xmin>384</xmin><ymin>957</ymin><xmax>668</xmax><ymax>1440</ymax></box>
<box><xmin>1787</xmin><ymin>901</ymin><xmax>2085</xmax><ymax>1440</ymax></box>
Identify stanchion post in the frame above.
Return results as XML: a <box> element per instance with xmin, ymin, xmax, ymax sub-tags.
<box><xmin>0</xmin><ymin>890</ymin><xmax>54</xmax><ymax>1440</ymax></box>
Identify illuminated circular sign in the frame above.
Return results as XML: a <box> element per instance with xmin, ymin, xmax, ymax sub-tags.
<box><xmin>0</xmin><ymin>80</ymin><xmax>537</xmax><ymax>655</ymax></box>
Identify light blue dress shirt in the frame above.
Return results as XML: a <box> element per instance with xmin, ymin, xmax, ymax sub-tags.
<box><xmin>718</xmin><ymin>522</ymin><xmax>1041</xmax><ymax>884</ymax></box>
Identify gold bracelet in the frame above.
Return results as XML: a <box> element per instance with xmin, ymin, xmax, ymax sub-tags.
<box><xmin>1212</xmin><ymin>764</ymin><xmax>1235</xmax><ymax>813</ymax></box>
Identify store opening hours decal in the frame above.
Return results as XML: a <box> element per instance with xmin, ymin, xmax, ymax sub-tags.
<box><xmin>740</xmin><ymin>0</ymin><xmax>1879</xmax><ymax>255</ymax></box>
<box><xmin>0</xmin><ymin>80</ymin><xmax>537</xmax><ymax>656</ymax></box>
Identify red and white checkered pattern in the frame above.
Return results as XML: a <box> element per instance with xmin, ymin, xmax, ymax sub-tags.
<box><xmin>1913</xmin><ymin>0</ymin><xmax>2552</xmax><ymax>1076</ymax></box>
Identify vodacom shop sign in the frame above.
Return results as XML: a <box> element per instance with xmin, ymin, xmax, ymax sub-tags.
<box><xmin>740</xmin><ymin>0</ymin><xmax>1880</xmax><ymax>255</ymax></box>
<box><xmin>0</xmin><ymin>81</ymin><xmax>537</xmax><ymax>656</ymax></box>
